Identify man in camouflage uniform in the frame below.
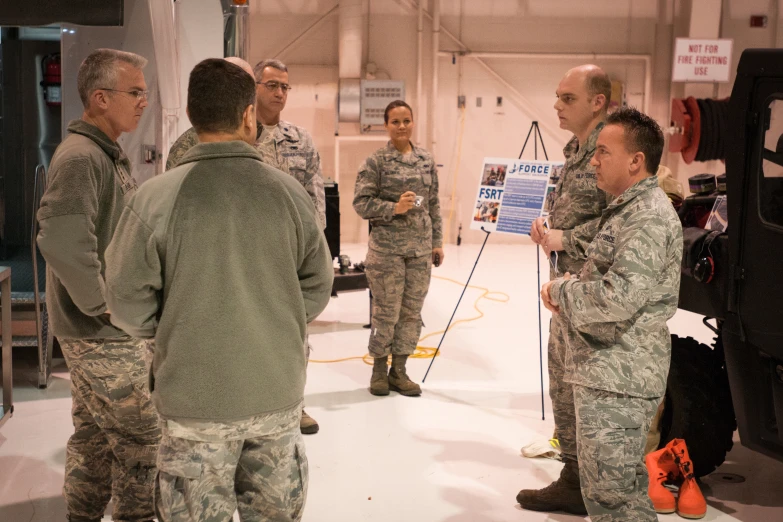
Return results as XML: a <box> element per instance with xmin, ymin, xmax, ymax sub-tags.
<box><xmin>541</xmin><ymin>107</ymin><xmax>683</xmax><ymax>521</ymax></box>
<box><xmin>167</xmin><ymin>58</ymin><xmax>326</xmax><ymax>434</ymax></box>
<box><xmin>36</xmin><ymin>49</ymin><xmax>160</xmax><ymax>522</ymax></box>
<box><xmin>353</xmin><ymin>100</ymin><xmax>444</xmax><ymax>397</ymax></box>
<box><xmin>518</xmin><ymin>65</ymin><xmax>612</xmax><ymax>515</ymax></box>
<box><xmin>105</xmin><ymin>59</ymin><xmax>333</xmax><ymax>522</ymax></box>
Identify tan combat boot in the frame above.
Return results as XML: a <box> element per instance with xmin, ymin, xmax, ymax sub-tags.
<box><xmin>516</xmin><ymin>459</ymin><xmax>587</xmax><ymax>515</ymax></box>
<box><xmin>370</xmin><ymin>356</ymin><xmax>390</xmax><ymax>396</ymax></box>
<box><xmin>388</xmin><ymin>354</ymin><xmax>422</xmax><ymax>396</ymax></box>
<box><xmin>300</xmin><ymin>408</ymin><xmax>319</xmax><ymax>434</ymax></box>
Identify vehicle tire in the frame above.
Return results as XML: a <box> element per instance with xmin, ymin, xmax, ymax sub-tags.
<box><xmin>658</xmin><ymin>334</ymin><xmax>737</xmax><ymax>477</ymax></box>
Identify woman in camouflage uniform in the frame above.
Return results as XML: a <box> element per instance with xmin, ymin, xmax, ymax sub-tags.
<box><xmin>353</xmin><ymin>100</ymin><xmax>444</xmax><ymax>397</ymax></box>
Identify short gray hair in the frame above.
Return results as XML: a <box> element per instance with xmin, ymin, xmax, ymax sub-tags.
<box><xmin>253</xmin><ymin>59</ymin><xmax>288</xmax><ymax>82</ymax></box>
<box><xmin>77</xmin><ymin>49</ymin><xmax>148</xmax><ymax>107</ymax></box>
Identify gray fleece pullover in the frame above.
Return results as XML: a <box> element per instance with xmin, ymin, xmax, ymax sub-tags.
<box><xmin>37</xmin><ymin>119</ymin><xmax>138</xmax><ymax>340</ymax></box>
<box><xmin>105</xmin><ymin>140</ymin><xmax>333</xmax><ymax>422</ymax></box>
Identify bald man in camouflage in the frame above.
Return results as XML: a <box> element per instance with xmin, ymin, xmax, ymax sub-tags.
<box><xmin>166</xmin><ymin>58</ymin><xmax>326</xmax><ymax>435</ymax></box>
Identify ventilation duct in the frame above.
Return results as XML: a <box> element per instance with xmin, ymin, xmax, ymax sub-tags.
<box><xmin>338</xmin><ymin>0</ymin><xmax>365</xmax><ymax>122</ymax></box>
<box><xmin>222</xmin><ymin>0</ymin><xmax>249</xmax><ymax>60</ymax></box>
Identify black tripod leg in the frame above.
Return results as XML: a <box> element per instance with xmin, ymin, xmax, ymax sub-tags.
<box><xmin>535</xmin><ymin>122</ymin><xmax>550</xmax><ymax>161</ymax></box>
<box><xmin>422</xmin><ymin>227</ymin><xmax>491</xmax><ymax>383</ymax></box>
<box><xmin>518</xmin><ymin>125</ymin><xmax>535</xmax><ymax>159</ymax></box>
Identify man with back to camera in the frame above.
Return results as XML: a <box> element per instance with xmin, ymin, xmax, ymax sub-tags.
<box><xmin>36</xmin><ymin>48</ymin><xmax>160</xmax><ymax>522</ymax></box>
<box><xmin>516</xmin><ymin>64</ymin><xmax>612</xmax><ymax>515</ymax></box>
<box><xmin>165</xmin><ymin>57</ymin><xmax>255</xmax><ymax>169</ymax></box>
<box><xmin>541</xmin><ymin>107</ymin><xmax>683</xmax><ymax>521</ymax></box>
<box><xmin>167</xmin><ymin>57</ymin><xmax>326</xmax><ymax>435</ymax></box>
<box><xmin>104</xmin><ymin>58</ymin><xmax>333</xmax><ymax>522</ymax></box>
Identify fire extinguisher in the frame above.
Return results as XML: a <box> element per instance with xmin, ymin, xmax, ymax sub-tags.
<box><xmin>41</xmin><ymin>54</ymin><xmax>62</xmax><ymax>107</ymax></box>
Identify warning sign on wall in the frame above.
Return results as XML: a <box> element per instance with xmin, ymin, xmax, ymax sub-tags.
<box><xmin>672</xmin><ymin>38</ymin><xmax>733</xmax><ymax>83</ymax></box>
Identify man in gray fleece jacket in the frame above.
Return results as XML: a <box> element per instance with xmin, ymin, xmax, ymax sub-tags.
<box><xmin>36</xmin><ymin>49</ymin><xmax>160</xmax><ymax>522</ymax></box>
<box><xmin>105</xmin><ymin>59</ymin><xmax>333</xmax><ymax>521</ymax></box>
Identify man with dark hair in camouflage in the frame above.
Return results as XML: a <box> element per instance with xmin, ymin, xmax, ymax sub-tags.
<box><xmin>106</xmin><ymin>58</ymin><xmax>333</xmax><ymax>522</ymax></box>
<box><xmin>541</xmin><ymin>107</ymin><xmax>682</xmax><ymax>521</ymax></box>
<box><xmin>36</xmin><ymin>48</ymin><xmax>160</xmax><ymax>522</ymax></box>
<box><xmin>517</xmin><ymin>64</ymin><xmax>612</xmax><ymax>515</ymax></box>
<box><xmin>166</xmin><ymin>57</ymin><xmax>326</xmax><ymax>435</ymax></box>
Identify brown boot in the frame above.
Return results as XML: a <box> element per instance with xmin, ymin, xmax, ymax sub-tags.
<box><xmin>370</xmin><ymin>356</ymin><xmax>390</xmax><ymax>396</ymax></box>
<box><xmin>516</xmin><ymin>459</ymin><xmax>587</xmax><ymax>515</ymax></box>
<box><xmin>388</xmin><ymin>354</ymin><xmax>422</xmax><ymax>396</ymax></box>
<box><xmin>300</xmin><ymin>409</ymin><xmax>319</xmax><ymax>434</ymax></box>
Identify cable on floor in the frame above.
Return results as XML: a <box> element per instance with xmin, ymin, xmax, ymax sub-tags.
<box><xmin>309</xmin><ymin>275</ymin><xmax>510</xmax><ymax>365</ymax></box>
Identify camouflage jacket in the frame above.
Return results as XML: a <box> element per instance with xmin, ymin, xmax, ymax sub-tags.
<box><xmin>550</xmin><ymin>122</ymin><xmax>612</xmax><ymax>275</ymax></box>
<box><xmin>255</xmin><ymin>121</ymin><xmax>326</xmax><ymax>229</ymax></box>
<box><xmin>166</xmin><ymin>122</ymin><xmax>326</xmax><ymax>229</ymax></box>
<box><xmin>353</xmin><ymin>142</ymin><xmax>443</xmax><ymax>257</ymax></box>
<box><xmin>165</xmin><ymin>127</ymin><xmax>199</xmax><ymax>171</ymax></box>
<box><xmin>549</xmin><ymin>176</ymin><xmax>683</xmax><ymax>398</ymax></box>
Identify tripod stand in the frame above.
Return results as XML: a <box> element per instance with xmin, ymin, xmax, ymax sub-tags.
<box><xmin>423</xmin><ymin>120</ymin><xmax>552</xmax><ymax>417</ymax></box>
<box><xmin>519</xmin><ymin>121</ymin><xmax>549</xmax><ymax>421</ymax></box>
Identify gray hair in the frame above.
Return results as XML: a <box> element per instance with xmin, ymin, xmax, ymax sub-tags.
<box><xmin>77</xmin><ymin>48</ymin><xmax>148</xmax><ymax>108</ymax></box>
<box><xmin>253</xmin><ymin>58</ymin><xmax>288</xmax><ymax>82</ymax></box>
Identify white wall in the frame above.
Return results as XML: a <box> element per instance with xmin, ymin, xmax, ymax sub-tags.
<box><xmin>250</xmin><ymin>0</ymin><xmax>783</xmax><ymax>244</ymax></box>
<box><xmin>174</xmin><ymin>0</ymin><xmax>223</xmax><ymax>137</ymax></box>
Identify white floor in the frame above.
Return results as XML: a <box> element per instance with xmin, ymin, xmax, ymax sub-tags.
<box><xmin>1</xmin><ymin>242</ymin><xmax>782</xmax><ymax>522</ymax></box>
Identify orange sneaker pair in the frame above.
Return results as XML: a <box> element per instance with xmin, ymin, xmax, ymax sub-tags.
<box><xmin>645</xmin><ymin>438</ymin><xmax>707</xmax><ymax>519</ymax></box>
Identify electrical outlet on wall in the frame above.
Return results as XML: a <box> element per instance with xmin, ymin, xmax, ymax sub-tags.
<box><xmin>142</xmin><ymin>145</ymin><xmax>158</xmax><ymax>164</ymax></box>
<box><xmin>457</xmin><ymin>95</ymin><xmax>466</xmax><ymax>108</ymax></box>
<box><xmin>476</xmin><ymin>97</ymin><xmax>482</xmax><ymax>107</ymax></box>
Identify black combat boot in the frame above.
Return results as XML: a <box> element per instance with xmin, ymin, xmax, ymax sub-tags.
<box><xmin>370</xmin><ymin>356</ymin><xmax>390</xmax><ymax>396</ymax></box>
<box><xmin>388</xmin><ymin>354</ymin><xmax>422</xmax><ymax>396</ymax></box>
<box><xmin>516</xmin><ymin>459</ymin><xmax>587</xmax><ymax>515</ymax></box>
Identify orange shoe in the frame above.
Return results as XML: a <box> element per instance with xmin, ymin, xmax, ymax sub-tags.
<box><xmin>645</xmin><ymin>446</ymin><xmax>679</xmax><ymax>514</ymax></box>
<box><xmin>667</xmin><ymin>439</ymin><xmax>707</xmax><ymax>519</ymax></box>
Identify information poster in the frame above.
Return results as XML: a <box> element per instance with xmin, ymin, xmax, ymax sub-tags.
<box><xmin>470</xmin><ymin>157</ymin><xmax>564</xmax><ymax>235</ymax></box>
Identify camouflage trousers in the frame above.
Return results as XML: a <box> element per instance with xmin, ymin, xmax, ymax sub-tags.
<box><xmin>365</xmin><ymin>249</ymin><xmax>432</xmax><ymax>357</ymax></box>
<box><xmin>574</xmin><ymin>385</ymin><xmax>662</xmax><ymax>522</ymax></box>
<box><xmin>155</xmin><ymin>406</ymin><xmax>308</xmax><ymax>522</ymax></box>
<box><xmin>60</xmin><ymin>337</ymin><xmax>161</xmax><ymax>522</ymax></box>
<box><xmin>548</xmin><ymin>314</ymin><xmax>577</xmax><ymax>464</ymax></box>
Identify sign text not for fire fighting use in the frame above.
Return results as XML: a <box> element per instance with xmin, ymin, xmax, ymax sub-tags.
<box><xmin>672</xmin><ymin>38</ymin><xmax>733</xmax><ymax>83</ymax></box>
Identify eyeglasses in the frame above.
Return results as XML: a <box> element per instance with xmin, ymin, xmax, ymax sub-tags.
<box><xmin>257</xmin><ymin>81</ymin><xmax>292</xmax><ymax>93</ymax></box>
<box><xmin>99</xmin><ymin>88</ymin><xmax>149</xmax><ymax>102</ymax></box>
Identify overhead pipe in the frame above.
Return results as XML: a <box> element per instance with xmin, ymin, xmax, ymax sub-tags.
<box><xmin>223</xmin><ymin>0</ymin><xmax>249</xmax><ymax>60</ymax></box>
<box><xmin>431</xmin><ymin>0</ymin><xmax>440</xmax><ymax>152</ymax></box>
<box><xmin>416</xmin><ymin>0</ymin><xmax>424</xmax><ymax>144</ymax></box>
<box><xmin>338</xmin><ymin>0</ymin><xmax>365</xmax><ymax>122</ymax></box>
